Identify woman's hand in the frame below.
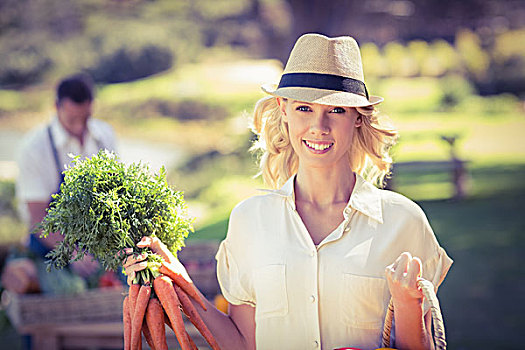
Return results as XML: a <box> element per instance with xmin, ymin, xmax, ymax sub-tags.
<box><xmin>122</xmin><ymin>249</ymin><xmax>148</xmax><ymax>286</ymax></box>
<box><xmin>136</xmin><ymin>235</ymin><xmax>175</xmax><ymax>264</ymax></box>
<box><xmin>385</xmin><ymin>252</ymin><xmax>424</xmax><ymax>307</ymax></box>
<box><xmin>122</xmin><ymin>236</ymin><xmax>188</xmax><ymax>286</ymax></box>
<box><xmin>386</xmin><ymin>252</ymin><xmax>433</xmax><ymax>349</ymax></box>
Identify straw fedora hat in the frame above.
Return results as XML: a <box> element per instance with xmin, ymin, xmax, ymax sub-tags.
<box><xmin>262</xmin><ymin>33</ymin><xmax>383</xmax><ymax>107</ymax></box>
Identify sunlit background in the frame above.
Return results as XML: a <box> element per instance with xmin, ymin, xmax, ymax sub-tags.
<box><xmin>0</xmin><ymin>0</ymin><xmax>524</xmax><ymax>348</ymax></box>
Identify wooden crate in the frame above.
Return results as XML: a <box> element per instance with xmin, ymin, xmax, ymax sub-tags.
<box><xmin>1</xmin><ymin>287</ymin><xmax>125</xmax><ymax>331</ymax></box>
<box><xmin>2</xmin><ymin>241</ymin><xmax>221</xmax><ymax>333</ymax></box>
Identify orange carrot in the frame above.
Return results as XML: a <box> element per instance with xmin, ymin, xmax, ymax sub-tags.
<box><xmin>164</xmin><ymin>316</ymin><xmax>198</xmax><ymax>350</ymax></box>
<box><xmin>129</xmin><ymin>283</ymin><xmax>140</xmax><ymax>316</ymax></box>
<box><xmin>154</xmin><ymin>275</ymin><xmax>192</xmax><ymax>350</ymax></box>
<box><xmin>142</xmin><ymin>322</ymin><xmax>156</xmax><ymax>350</ymax></box>
<box><xmin>145</xmin><ymin>297</ymin><xmax>168</xmax><ymax>350</ymax></box>
<box><xmin>159</xmin><ymin>263</ymin><xmax>207</xmax><ymax>310</ymax></box>
<box><xmin>186</xmin><ymin>329</ymin><xmax>199</xmax><ymax>350</ymax></box>
<box><xmin>123</xmin><ymin>296</ymin><xmax>132</xmax><ymax>350</ymax></box>
<box><xmin>174</xmin><ymin>284</ymin><xmax>221</xmax><ymax>350</ymax></box>
<box><xmin>128</xmin><ymin>284</ymin><xmax>141</xmax><ymax>349</ymax></box>
<box><xmin>131</xmin><ymin>284</ymin><xmax>151</xmax><ymax>350</ymax></box>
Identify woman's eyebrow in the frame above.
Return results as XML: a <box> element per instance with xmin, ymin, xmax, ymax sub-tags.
<box><xmin>292</xmin><ymin>101</ymin><xmax>313</xmax><ymax>105</ymax></box>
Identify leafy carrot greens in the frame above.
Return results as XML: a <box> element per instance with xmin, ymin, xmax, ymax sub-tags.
<box><xmin>40</xmin><ymin>150</ymin><xmax>193</xmax><ymax>283</ymax></box>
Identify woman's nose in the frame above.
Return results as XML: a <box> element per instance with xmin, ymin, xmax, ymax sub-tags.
<box><xmin>309</xmin><ymin>112</ymin><xmax>329</xmax><ymax>134</ymax></box>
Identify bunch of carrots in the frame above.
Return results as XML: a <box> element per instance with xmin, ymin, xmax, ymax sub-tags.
<box><xmin>123</xmin><ymin>257</ymin><xmax>221</xmax><ymax>350</ymax></box>
<box><xmin>37</xmin><ymin>152</ymin><xmax>219</xmax><ymax>349</ymax></box>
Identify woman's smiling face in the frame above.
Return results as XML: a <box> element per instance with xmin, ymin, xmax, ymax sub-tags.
<box><xmin>278</xmin><ymin>98</ymin><xmax>361</xmax><ymax>169</ymax></box>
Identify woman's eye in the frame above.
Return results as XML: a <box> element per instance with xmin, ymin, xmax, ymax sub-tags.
<box><xmin>330</xmin><ymin>107</ymin><xmax>346</xmax><ymax>114</ymax></box>
<box><xmin>296</xmin><ymin>106</ymin><xmax>311</xmax><ymax>112</ymax></box>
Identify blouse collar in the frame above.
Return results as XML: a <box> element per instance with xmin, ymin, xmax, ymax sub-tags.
<box><xmin>261</xmin><ymin>173</ymin><xmax>383</xmax><ymax>224</ymax></box>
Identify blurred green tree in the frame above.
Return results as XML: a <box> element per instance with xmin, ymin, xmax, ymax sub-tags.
<box><xmin>361</xmin><ymin>42</ymin><xmax>389</xmax><ymax>78</ymax></box>
<box><xmin>384</xmin><ymin>42</ymin><xmax>418</xmax><ymax>77</ymax></box>
<box><xmin>89</xmin><ymin>44</ymin><xmax>173</xmax><ymax>84</ymax></box>
<box><xmin>456</xmin><ymin>29</ymin><xmax>490</xmax><ymax>81</ymax></box>
<box><xmin>0</xmin><ymin>38</ymin><xmax>53</xmax><ymax>87</ymax></box>
<box><xmin>422</xmin><ymin>40</ymin><xmax>461</xmax><ymax>77</ymax></box>
<box><xmin>407</xmin><ymin>40</ymin><xmax>430</xmax><ymax>76</ymax></box>
<box><xmin>486</xmin><ymin>29</ymin><xmax>525</xmax><ymax>95</ymax></box>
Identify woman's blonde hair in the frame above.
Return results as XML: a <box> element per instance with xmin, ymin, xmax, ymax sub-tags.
<box><xmin>251</xmin><ymin>96</ymin><xmax>398</xmax><ymax>189</ymax></box>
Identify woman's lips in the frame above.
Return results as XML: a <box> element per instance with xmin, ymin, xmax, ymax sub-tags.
<box><xmin>303</xmin><ymin>140</ymin><xmax>334</xmax><ymax>153</ymax></box>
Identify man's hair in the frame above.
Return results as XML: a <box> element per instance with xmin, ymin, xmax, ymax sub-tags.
<box><xmin>56</xmin><ymin>73</ymin><xmax>94</xmax><ymax>104</ymax></box>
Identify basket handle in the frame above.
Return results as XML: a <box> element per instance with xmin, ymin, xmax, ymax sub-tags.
<box><xmin>381</xmin><ymin>278</ymin><xmax>447</xmax><ymax>350</ymax></box>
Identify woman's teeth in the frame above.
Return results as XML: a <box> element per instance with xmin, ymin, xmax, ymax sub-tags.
<box><xmin>304</xmin><ymin>140</ymin><xmax>333</xmax><ymax>151</ymax></box>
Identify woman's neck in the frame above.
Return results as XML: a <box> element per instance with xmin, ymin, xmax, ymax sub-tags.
<box><xmin>294</xmin><ymin>163</ymin><xmax>355</xmax><ymax>208</ymax></box>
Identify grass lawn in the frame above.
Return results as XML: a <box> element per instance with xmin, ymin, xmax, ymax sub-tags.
<box><xmin>422</xmin><ymin>181</ymin><xmax>525</xmax><ymax>349</ymax></box>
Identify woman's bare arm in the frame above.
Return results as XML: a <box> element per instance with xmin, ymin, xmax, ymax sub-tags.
<box><xmin>386</xmin><ymin>252</ymin><xmax>434</xmax><ymax>350</ymax></box>
<box><xmin>188</xmin><ymin>292</ymin><xmax>256</xmax><ymax>350</ymax></box>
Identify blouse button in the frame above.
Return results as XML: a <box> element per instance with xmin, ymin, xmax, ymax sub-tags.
<box><xmin>309</xmin><ymin>295</ymin><xmax>316</xmax><ymax>303</ymax></box>
<box><xmin>310</xmin><ymin>250</ymin><xmax>315</xmax><ymax>257</ymax></box>
<box><xmin>313</xmin><ymin>340</ymin><xmax>319</xmax><ymax>348</ymax></box>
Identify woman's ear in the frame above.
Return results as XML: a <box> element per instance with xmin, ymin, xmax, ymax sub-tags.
<box><xmin>355</xmin><ymin>114</ymin><xmax>363</xmax><ymax>128</ymax></box>
<box><xmin>277</xmin><ymin>97</ymin><xmax>288</xmax><ymax>122</ymax></box>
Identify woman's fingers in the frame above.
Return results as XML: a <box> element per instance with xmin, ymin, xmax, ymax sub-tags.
<box><xmin>127</xmin><ymin>272</ymin><xmax>135</xmax><ymax>286</ymax></box>
<box><xmin>124</xmin><ymin>260</ymin><xmax>148</xmax><ymax>286</ymax></box>
<box><xmin>126</xmin><ymin>261</ymin><xmax>148</xmax><ymax>274</ymax></box>
<box><xmin>385</xmin><ymin>252</ymin><xmax>411</xmax><ymax>281</ymax></box>
<box><xmin>123</xmin><ymin>253</ymin><xmax>148</xmax><ymax>268</ymax></box>
<box><xmin>137</xmin><ymin>236</ymin><xmax>167</xmax><ymax>251</ymax></box>
<box><xmin>385</xmin><ymin>252</ymin><xmax>424</xmax><ymax>303</ymax></box>
<box><xmin>122</xmin><ymin>236</ymin><xmax>176</xmax><ymax>286</ymax></box>
<box><xmin>137</xmin><ymin>236</ymin><xmax>173</xmax><ymax>263</ymax></box>
<box><xmin>406</xmin><ymin>257</ymin><xmax>422</xmax><ymax>287</ymax></box>
<box><xmin>136</xmin><ymin>236</ymin><xmax>154</xmax><ymax>248</ymax></box>
<box><xmin>392</xmin><ymin>252</ymin><xmax>411</xmax><ymax>281</ymax></box>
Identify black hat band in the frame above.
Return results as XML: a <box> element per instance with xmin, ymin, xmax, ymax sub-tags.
<box><xmin>277</xmin><ymin>72</ymin><xmax>369</xmax><ymax>100</ymax></box>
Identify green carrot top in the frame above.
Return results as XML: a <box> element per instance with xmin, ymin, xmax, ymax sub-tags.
<box><xmin>40</xmin><ymin>149</ymin><xmax>194</xmax><ymax>275</ymax></box>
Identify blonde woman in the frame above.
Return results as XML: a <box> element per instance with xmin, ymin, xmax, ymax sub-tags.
<box><xmin>125</xmin><ymin>33</ymin><xmax>453</xmax><ymax>350</ymax></box>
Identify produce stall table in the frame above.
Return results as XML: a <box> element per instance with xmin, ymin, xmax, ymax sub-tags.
<box><xmin>19</xmin><ymin>320</ymin><xmax>208</xmax><ymax>350</ymax></box>
<box><xmin>2</xmin><ymin>242</ymin><xmax>221</xmax><ymax>350</ymax></box>
<box><xmin>2</xmin><ymin>287</ymin><xmax>210</xmax><ymax>349</ymax></box>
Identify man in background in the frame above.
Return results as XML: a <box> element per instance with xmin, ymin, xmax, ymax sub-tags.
<box><xmin>4</xmin><ymin>74</ymin><xmax>120</xmax><ymax>293</ymax></box>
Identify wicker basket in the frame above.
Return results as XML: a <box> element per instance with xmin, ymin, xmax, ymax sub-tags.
<box><xmin>1</xmin><ymin>287</ymin><xmax>125</xmax><ymax>330</ymax></box>
<box><xmin>381</xmin><ymin>279</ymin><xmax>447</xmax><ymax>350</ymax></box>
